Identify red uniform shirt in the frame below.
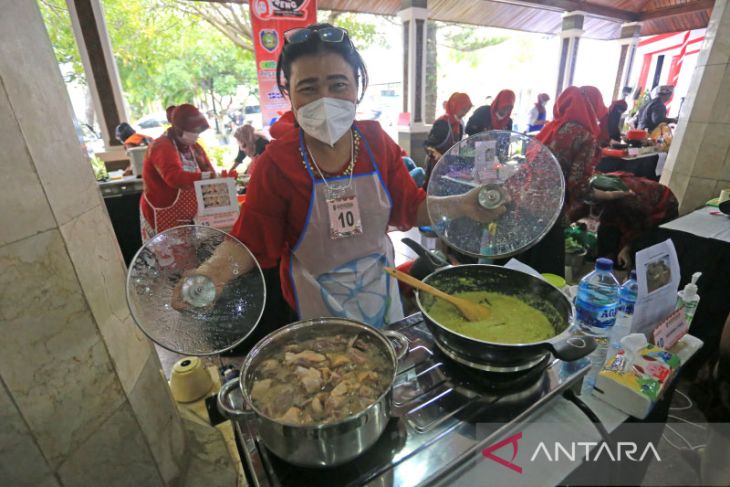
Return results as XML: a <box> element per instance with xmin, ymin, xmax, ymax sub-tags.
<box><xmin>231</xmin><ymin>120</ymin><xmax>426</xmax><ymax>311</ymax></box>
<box><xmin>140</xmin><ymin>132</ymin><xmax>215</xmax><ymax>225</ymax></box>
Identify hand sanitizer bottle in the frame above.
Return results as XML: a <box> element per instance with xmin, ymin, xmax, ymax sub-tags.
<box><xmin>676</xmin><ymin>272</ymin><xmax>701</xmax><ymax>326</ymax></box>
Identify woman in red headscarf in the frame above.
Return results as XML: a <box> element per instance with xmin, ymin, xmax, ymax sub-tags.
<box><xmin>465</xmin><ymin>89</ymin><xmax>516</xmax><ymax>136</ymax></box>
<box><xmin>424</xmin><ymin>92</ymin><xmax>473</xmax><ymax>184</ymax></box>
<box><xmin>501</xmin><ymin>87</ymin><xmax>602</xmax><ymax>275</ymax></box>
<box><xmin>140</xmin><ymin>103</ymin><xmax>219</xmax><ymax>242</ymax></box>
<box><xmin>580</xmin><ymin>86</ymin><xmax>607</xmax><ymax>121</ymax></box>
<box><xmin>537</xmin><ymin>86</ymin><xmax>603</xmax><ymax>221</ymax></box>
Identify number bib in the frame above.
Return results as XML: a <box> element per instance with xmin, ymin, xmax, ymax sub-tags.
<box><xmin>326</xmin><ymin>193</ymin><xmax>363</xmax><ymax>239</ymax></box>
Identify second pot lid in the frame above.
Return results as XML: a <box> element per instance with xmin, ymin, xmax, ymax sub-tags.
<box><xmin>427</xmin><ymin>130</ymin><xmax>565</xmax><ymax>259</ymax></box>
<box><xmin>126</xmin><ymin>225</ymin><xmax>266</xmax><ymax>356</ymax></box>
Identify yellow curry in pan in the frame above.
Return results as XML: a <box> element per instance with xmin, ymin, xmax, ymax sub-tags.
<box><xmin>426</xmin><ymin>291</ymin><xmax>556</xmax><ymax>344</ymax></box>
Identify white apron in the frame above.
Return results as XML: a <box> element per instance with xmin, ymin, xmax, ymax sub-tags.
<box><xmin>290</xmin><ymin>128</ymin><xmax>404</xmax><ymax>328</ymax></box>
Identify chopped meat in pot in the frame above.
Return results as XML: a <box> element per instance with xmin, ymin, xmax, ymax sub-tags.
<box><xmin>249</xmin><ymin>332</ymin><xmax>393</xmax><ymax>425</ymax></box>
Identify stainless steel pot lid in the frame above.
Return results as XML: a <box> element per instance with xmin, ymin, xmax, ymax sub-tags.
<box><xmin>427</xmin><ymin>130</ymin><xmax>565</xmax><ymax>259</ymax></box>
<box><xmin>126</xmin><ymin>225</ymin><xmax>266</xmax><ymax>355</ymax></box>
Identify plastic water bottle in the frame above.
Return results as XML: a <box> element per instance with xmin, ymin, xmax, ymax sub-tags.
<box><xmin>575</xmin><ymin>258</ymin><xmax>620</xmax><ymax>395</ymax></box>
<box><xmin>575</xmin><ymin>258</ymin><xmax>620</xmax><ymax>334</ymax></box>
<box><xmin>610</xmin><ymin>270</ymin><xmax>638</xmax><ymax>350</ymax></box>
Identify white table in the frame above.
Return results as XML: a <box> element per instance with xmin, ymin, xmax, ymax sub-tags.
<box><xmin>660</xmin><ymin>205</ymin><xmax>730</xmax><ymax>243</ymax></box>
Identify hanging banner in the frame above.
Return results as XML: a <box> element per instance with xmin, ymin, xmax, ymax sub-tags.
<box><xmin>249</xmin><ymin>0</ymin><xmax>317</xmax><ymax>127</ymax></box>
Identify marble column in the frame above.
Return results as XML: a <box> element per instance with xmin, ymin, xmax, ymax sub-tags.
<box><xmin>398</xmin><ymin>0</ymin><xmax>430</xmax><ymax>165</ymax></box>
<box><xmin>555</xmin><ymin>11</ymin><xmax>584</xmax><ymax>98</ymax></box>
<box><xmin>660</xmin><ymin>0</ymin><xmax>730</xmax><ymax>214</ymax></box>
<box><xmin>0</xmin><ymin>2</ymin><xmax>186</xmax><ymax>486</ymax></box>
<box><xmin>613</xmin><ymin>23</ymin><xmax>641</xmax><ymax>100</ymax></box>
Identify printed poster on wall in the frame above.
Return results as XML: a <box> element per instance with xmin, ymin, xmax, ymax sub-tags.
<box><xmin>249</xmin><ymin>0</ymin><xmax>317</xmax><ymax>127</ymax></box>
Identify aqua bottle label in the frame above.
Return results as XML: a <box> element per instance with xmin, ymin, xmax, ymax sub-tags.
<box><xmin>576</xmin><ymin>301</ymin><xmax>617</xmax><ymax>330</ymax></box>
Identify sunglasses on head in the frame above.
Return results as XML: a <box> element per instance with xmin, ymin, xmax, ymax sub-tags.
<box><xmin>284</xmin><ymin>26</ymin><xmax>350</xmax><ymax>45</ymax></box>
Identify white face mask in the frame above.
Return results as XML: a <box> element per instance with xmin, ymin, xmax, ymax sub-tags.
<box><xmin>180</xmin><ymin>131</ymin><xmax>199</xmax><ymax>145</ymax></box>
<box><xmin>295</xmin><ymin>97</ymin><xmax>356</xmax><ymax>146</ymax></box>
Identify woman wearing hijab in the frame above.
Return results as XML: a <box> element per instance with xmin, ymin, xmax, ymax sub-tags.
<box><xmin>115</xmin><ymin>122</ymin><xmax>153</xmax><ymax>149</ymax></box>
<box><xmin>527</xmin><ymin>93</ymin><xmax>550</xmax><ymax>132</ymax></box>
<box><xmin>580</xmin><ymin>86</ymin><xmax>608</xmax><ymax>123</ymax></box>
<box><xmin>600</xmin><ymin>100</ymin><xmax>629</xmax><ymax>145</ymax></box>
<box><xmin>537</xmin><ymin>86</ymin><xmax>602</xmax><ymax>220</ymax></box>
<box><xmin>507</xmin><ymin>86</ymin><xmax>602</xmax><ymax>275</ymax></box>
<box><xmin>465</xmin><ymin>89</ymin><xmax>516</xmax><ymax>136</ymax></box>
<box><xmin>586</xmin><ymin>171</ymin><xmax>678</xmax><ymax>269</ymax></box>
<box><xmin>230</xmin><ymin>124</ymin><xmax>270</xmax><ymax>173</ymax></box>
<box><xmin>140</xmin><ymin>104</ymin><xmax>219</xmax><ymax>242</ymax></box>
<box><xmin>424</xmin><ymin>92</ymin><xmax>473</xmax><ymax>184</ymax></box>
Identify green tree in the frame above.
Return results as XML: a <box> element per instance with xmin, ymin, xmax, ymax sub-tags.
<box><xmin>38</xmin><ymin>0</ymin><xmax>258</xmax><ymax>127</ymax></box>
<box><xmin>439</xmin><ymin>23</ymin><xmax>508</xmax><ymax>68</ymax></box>
<box><xmin>38</xmin><ymin>0</ymin><xmax>384</xmax><ymax>131</ymax></box>
<box><xmin>168</xmin><ymin>1</ymin><xmax>386</xmax><ymax>52</ymax></box>
<box><xmin>423</xmin><ymin>23</ymin><xmax>508</xmax><ymax>122</ymax></box>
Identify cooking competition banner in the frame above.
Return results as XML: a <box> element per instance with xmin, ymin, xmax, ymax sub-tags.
<box><xmin>249</xmin><ymin>0</ymin><xmax>317</xmax><ymax>126</ymax></box>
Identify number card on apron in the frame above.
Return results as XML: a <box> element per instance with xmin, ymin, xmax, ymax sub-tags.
<box><xmin>326</xmin><ymin>193</ymin><xmax>363</xmax><ymax>239</ymax></box>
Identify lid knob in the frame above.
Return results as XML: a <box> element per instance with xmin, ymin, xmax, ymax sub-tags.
<box><xmin>181</xmin><ymin>275</ymin><xmax>217</xmax><ymax>308</ymax></box>
<box><xmin>478</xmin><ymin>185</ymin><xmax>506</xmax><ymax>210</ymax></box>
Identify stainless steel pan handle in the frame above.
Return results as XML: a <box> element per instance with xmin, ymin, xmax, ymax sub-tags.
<box><xmin>217</xmin><ymin>378</ymin><xmax>251</xmax><ymax>419</ymax></box>
<box><xmin>381</xmin><ymin>330</ymin><xmax>409</xmax><ymax>361</ymax></box>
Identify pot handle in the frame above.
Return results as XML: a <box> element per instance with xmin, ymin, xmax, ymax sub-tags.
<box><xmin>381</xmin><ymin>330</ymin><xmax>409</xmax><ymax>362</ymax></box>
<box><xmin>217</xmin><ymin>378</ymin><xmax>251</xmax><ymax>419</ymax></box>
<box><xmin>547</xmin><ymin>334</ymin><xmax>597</xmax><ymax>362</ymax></box>
<box><xmin>401</xmin><ymin>238</ymin><xmax>447</xmax><ymax>268</ymax></box>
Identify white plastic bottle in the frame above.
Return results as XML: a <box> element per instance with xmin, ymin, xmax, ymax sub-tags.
<box><xmin>676</xmin><ymin>272</ymin><xmax>702</xmax><ymax>326</ymax></box>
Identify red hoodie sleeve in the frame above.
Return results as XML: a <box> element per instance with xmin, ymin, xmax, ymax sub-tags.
<box><xmin>147</xmin><ymin>140</ymin><xmax>203</xmax><ymax>189</ymax></box>
<box><xmin>360</xmin><ymin>122</ymin><xmax>426</xmax><ymax>229</ymax></box>
<box><xmin>230</xmin><ymin>153</ymin><xmax>288</xmax><ymax>268</ymax></box>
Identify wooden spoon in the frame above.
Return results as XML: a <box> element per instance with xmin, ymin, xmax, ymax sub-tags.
<box><xmin>384</xmin><ymin>267</ymin><xmax>491</xmax><ymax>322</ymax></box>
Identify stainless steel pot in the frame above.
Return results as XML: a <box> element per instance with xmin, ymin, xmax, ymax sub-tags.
<box><xmin>217</xmin><ymin>318</ymin><xmax>408</xmax><ymax>467</ymax></box>
<box><xmin>416</xmin><ymin>264</ymin><xmax>595</xmax><ymax>372</ymax></box>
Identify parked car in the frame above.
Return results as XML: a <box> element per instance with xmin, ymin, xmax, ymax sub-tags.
<box><xmin>132</xmin><ymin>112</ymin><xmax>169</xmax><ymax>139</ymax></box>
<box><xmin>243</xmin><ymin>105</ymin><xmax>263</xmax><ymax>129</ymax></box>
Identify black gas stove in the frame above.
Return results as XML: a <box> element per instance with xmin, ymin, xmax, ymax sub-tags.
<box><xmin>231</xmin><ymin>313</ymin><xmax>590</xmax><ymax>487</ymax></box>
